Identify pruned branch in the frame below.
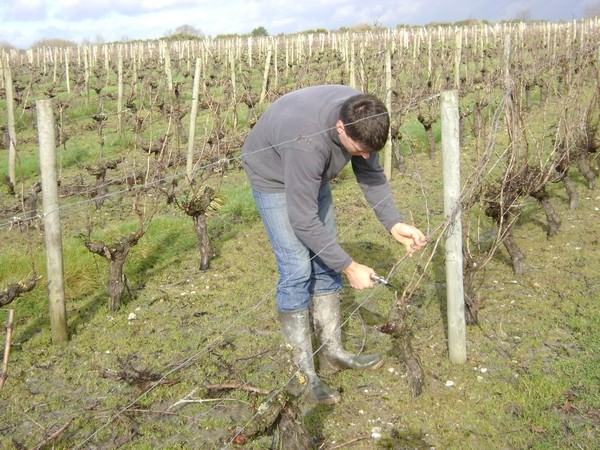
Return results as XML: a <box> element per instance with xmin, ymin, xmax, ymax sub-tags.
<box><xmin>93</xmin><ymin>355</ymin><xmax>179</xmax><ymax>391</ymax></box>
<box><xmin>205</xmin><ymin>383</ymin><xmax>270</xmax><ymax>396</ymax></box>
<box><xmin>0</xmin><ymin>273</ymin><xmax>41</xmax><ymax>307</ymax></box>
<box><xmin>30</xmin><ymin>418</ymin><xmax>73</xmax><ymax>450</ymax></box>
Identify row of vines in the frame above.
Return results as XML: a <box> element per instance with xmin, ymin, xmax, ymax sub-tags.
<box><xmin>2</xmin><ymin>19</ymin><xmax>598</xmax><ymax>316</ymax></box>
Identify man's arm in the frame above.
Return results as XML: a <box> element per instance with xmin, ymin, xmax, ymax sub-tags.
<box><xmin>351</xmin><ymin>154</ymin><xmax>404</xmax><ymax>230</ymax></box>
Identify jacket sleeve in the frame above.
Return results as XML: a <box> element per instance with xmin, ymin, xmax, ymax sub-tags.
<box><xmin>283</xmin><ymin>144</ymin><xmax>353</xmax><ymax>273</ymax></box>
<box><xmin>351</xmin><ymin>153</ymin><xmax>404</xmax><ymax>231</ymax></box>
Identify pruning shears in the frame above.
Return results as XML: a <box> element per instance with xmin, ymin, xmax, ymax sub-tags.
<box><xmin>371</xmin><ymin>273</ymin><xmax>397</xmax><ymax>289</ymax></box>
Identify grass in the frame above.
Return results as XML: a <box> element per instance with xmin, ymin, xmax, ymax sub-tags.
<box><xmin>218</xmin><ymin>182</ymin><xmax>259</xmax><ymax>223</ymax></box>
<box><xmin>1</xmin><ymin>29</ymin><xmax>600</xmax><ymax>449</ymax></box>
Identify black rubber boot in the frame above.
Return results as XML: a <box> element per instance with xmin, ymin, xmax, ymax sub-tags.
<box><xmin>278</xmin><ymin>309</ymin><xmax>341</xmax><ymax>405</ymax></box>
<box><xmin>311</xmin><ymin>292</ymin><xmax>383</xmax><ymax>374</ymax></box>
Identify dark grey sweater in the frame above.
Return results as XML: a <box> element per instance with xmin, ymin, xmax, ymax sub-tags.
<box><xmin>242</xmin><ymin>85</ymin><xmax>403</xmax><ymax>272</ymax></box>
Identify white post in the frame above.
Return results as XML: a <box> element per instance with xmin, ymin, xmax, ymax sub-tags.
<box><xmin>164</xmin><ymin>43</ymin><xmax>173</xmax><ymax>92</ymax></box>
<box><xmin>37</xmin><ymin>99</ymin><xmax>68</xmax><ymax>344</ymax></box>
<box><xmin>3</xmin><ymin>56</ymin><xmax>17</xmax><ymax>188</ymax></box>
<box><xmin>383</xmin><ymin>47</ymin><xmax>392</xmax><ymax>180</ymax></box>
<box><xmin>259</xmin><ymin>45</ymin><xmax>272</xmax><ymax>104</ymax></box>
<box><xmin>441</xmin><ymin>90</ymin><xmax>466</xmax><ymax>364</ymax></box>
<box><xmin>116</xmin><ymin>49</ymin><xmax>123</xmax><ymax>135</ymax></box>
<box><xmin>349</xmin><ymin>41</ymin><xmax>356</xmax><ymax>88</ymax></box>
<box><xmin>454</xmin><ymin>29</ymin><xmax>462</xmax><ymax>90</ymax></box>
<box><xmin>64</xmin><ymin>48</ymin><xmax>71</xmax><ymax>93</ymax></box>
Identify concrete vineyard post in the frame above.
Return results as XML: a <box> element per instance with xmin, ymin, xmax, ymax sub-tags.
<box><xmin>37</xmin><ymin>99</ymin><xmax>68</xmax><ymax>344</ymax></box>
<box><xmin>441</xmin><ymin>90</ymin><xmax>467</xmax><ymax>364</ymax></box>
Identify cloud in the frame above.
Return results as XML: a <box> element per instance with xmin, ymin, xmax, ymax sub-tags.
<box><xmin>8</xmin><ymin>0</ymin><xmax>48</xmax><ymax>21</ymax></box>
<box><xmin>53</xmin><ymin>0</ymin><xmax>199</xmax><ymax>21</ymax></box>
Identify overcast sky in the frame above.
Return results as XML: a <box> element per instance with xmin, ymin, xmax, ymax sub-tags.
<box><xmin>1</xmin><ymin>0</ymin><xmax>596</xmax><ymax>49</ymax></box>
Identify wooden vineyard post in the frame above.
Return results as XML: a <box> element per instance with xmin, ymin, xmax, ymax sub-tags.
<box><xmin>187</xmin><ymin>57</ymin><xmax>202</xmax><ymax>180</ymax></box>
<box><xmin>359</xmin><ymin>42</ymin><xmax>366</xmax><ymax>92</ymax></box>
<box><xmin>383</xmin><ymin>47</ymin><xmax>392</xmax><ymax>180</ymax></box>
<box><xmin>272</xmin><ymin>39</ymin><xmax>279</xmax><ymax>89</ymax></box>
<box><xmin>103</xmin><ymin>44</ymin><xmax>110</xmax><ymax>84</ymax></box>
<box><xmin>349</xmin><ymin>41</ymin><xmax>356</xmax><ymax>88</ymax></box>
<box><xmin>0</xmin><ymin>51</ymin><xmax>4</xmax><ymax>90</ymax></box>
<box><xmin>454</xmin><ymin>28</ymin><xmax>462</xmax><ymax>90</ymax></box>
<box><xmin>441</xmin><ymin>90</ymin><xmax>466</xmax><ymax>364</ymax></box>
<box><xmin>83</xmin><ymin>46</ymin><xmax>90</xmax><ymax>105</ymax></box>
<box><xmin>37</xmin><ymin>99</ymin><xmax>68</xmax><ymax>344</ymax></box>
<box><xmin>164</xmin><ymin>42</ymin><xmax>173</xmax><ymax>92</ymax></box>
<box><xmin>427</xmin><ymin>31</ymin><xmax>433</xmax><ymax>83</ymax></box>
<box><xmin>284</xmin><ymin>38</ymin><xmax>290</xmax><ymax>79</ymax></box>
<box><xmin>132</xmin><ymin>44</ymin><xmax>138</xmax><ymax>87</ymax></box>
<box><xmin>230</xmin><ymin>50</ymin><xmax>238</xmax><ymax>131</ymax></box>
<box><xmin>247</xmin><ymin>36</ymin><xmax>253</xmax><ymax>69</ymax></box>
<box><xmin>259</xmin><ymin>44</ymin><xmax>272</xmax><ymax>105</ymax></box>
<box><xmin>3</xmin><ymin>56</ymin><xmax>17</xmax><ymax>188</ymax></box>
<box><xmin>117</xmin><ymin>49</ymin><xmax>123</xmax><ymax>135</ymax></box>
<box><xmin>64</xmin><ymin>48</ymin><xmax>71</xmax><ymax>93</ymax></box>
<box><xmin>52</xmin><ymin>47</ymin><xmax>58</xmax><ymax>84</ymax></box>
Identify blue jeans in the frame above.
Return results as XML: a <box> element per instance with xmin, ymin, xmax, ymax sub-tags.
<box><xmin>252</xmin><ymin>184</ymin><xmax>343</xmax><ymax>312</ymax></box>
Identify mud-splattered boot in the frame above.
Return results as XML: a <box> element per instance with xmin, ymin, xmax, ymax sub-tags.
<box><xmin>278</xmin><ymin>309</ymin><xmax>341</xmax><ymax>405</ymax></box>
<box><xmin>311</xmin><ymin>292</ymin><xmax>383</xmax><ymax>374</ymax></box>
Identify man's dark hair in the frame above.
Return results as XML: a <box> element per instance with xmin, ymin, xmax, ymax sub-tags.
<box><xmin>339</xmin><ymin>94</ymin><xmax>390</xmax><ymax>152</ymax></box>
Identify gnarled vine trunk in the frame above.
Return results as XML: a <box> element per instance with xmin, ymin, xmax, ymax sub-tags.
<box><xmin>85</xmin><ymin>226</ymin><xmax>144</xmax><ymax>311</ymax></box>
<box><xmin>381</xmin><ymin>293</ymin><xmax>425</xmax><ymax>397</ymax></box>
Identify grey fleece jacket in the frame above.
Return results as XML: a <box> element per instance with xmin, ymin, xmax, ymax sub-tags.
<box><xmin>242</xmin><ymin>85</ymin><xmax>403</xmax><ymax>272</ymax></box>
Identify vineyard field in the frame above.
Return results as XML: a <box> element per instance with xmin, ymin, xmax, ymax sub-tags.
<box><xmin>1</xmin><ymin>21</ymin><xmax>599</xmax><ymax>449</ymax></box>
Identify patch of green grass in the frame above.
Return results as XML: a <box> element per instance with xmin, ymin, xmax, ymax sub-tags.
<box><xmin>127</xmin><ymin>214</ymin><xmax>197</xmax><ymax>277</ymax></box>
<box><xmin>60</xmin><ymin>145</ymin><xmax>92</xmax><ymax>169</ymax></box>
<box><xmin>0</xmin><ymin>233</ymin><xmax>46</xmax><ymax>285</ymax></box>
<box><xmin>398</xmin><ymin>118</ymin><xmax>441</xmax><ymax>157</ymax></box>
<box><xmin>5</xmin><ymin>147</ymin><xmax>40</xmax><ymax>182</ymax></box>
<box><xmin>218</xmin><ymin>183</ymin><xmax>259</xmax><ymax>224</ymax></box>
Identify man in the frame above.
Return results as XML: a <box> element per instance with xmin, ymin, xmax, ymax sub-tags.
<box><xmin>242</xmin><ymin>85</ymin><xmax>427</xmax><ymax>404</ymax></box>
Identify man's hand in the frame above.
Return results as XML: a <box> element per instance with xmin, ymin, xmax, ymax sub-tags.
<box><xmin>390</xmin><ymin>222</ymin><xmax>427</xmax><ymax>256</ymax></box>
<box><xmin>342</xmin><ymin>260</ymin><xmax>375</xmax><ymax>290</ymax></box>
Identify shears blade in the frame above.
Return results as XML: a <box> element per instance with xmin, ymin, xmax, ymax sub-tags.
<box><xmin>371</xmin><ymin>273</ymin><xmax>397</xmax><ymax>289</ymax></box>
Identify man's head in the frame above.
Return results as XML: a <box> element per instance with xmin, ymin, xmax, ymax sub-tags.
<box><xmin>338</xmin><ymin>94</ymin><xmax>390</xmax><ymax>154</ymax></box>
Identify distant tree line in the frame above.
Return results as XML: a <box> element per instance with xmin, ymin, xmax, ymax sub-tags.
<box><xmin>163</xmin><ymin>24</ymin><xmax>205</xmax><ymax>41</ymax></box>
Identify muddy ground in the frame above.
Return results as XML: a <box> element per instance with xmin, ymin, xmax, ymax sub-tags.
<box><xmin>1</xmin><ymin>153</ymin><xmax>599</xmax><ymax>449</ymax></box>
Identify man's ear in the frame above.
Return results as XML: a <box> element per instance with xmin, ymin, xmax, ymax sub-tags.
<box><xmin>335</xmin><ymin>120</ymin><xmax>345</xmax><ymax>135</ymax></box>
